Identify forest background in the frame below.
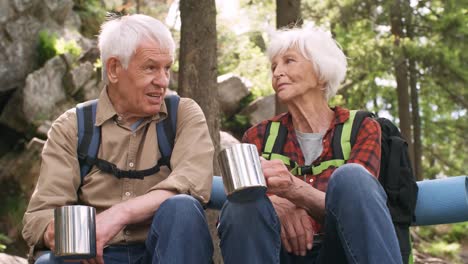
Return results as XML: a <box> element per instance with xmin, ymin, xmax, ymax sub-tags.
<box><xmin>0</xmin><ymin>0</ymin><xmax>466</xmax><ymax>263</ymax></box>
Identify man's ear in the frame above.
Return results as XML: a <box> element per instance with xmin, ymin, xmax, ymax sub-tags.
<box><xmin>106</xmin><ymin>57</ymin><xmax>121</xmax><ymax>84</ymax></box>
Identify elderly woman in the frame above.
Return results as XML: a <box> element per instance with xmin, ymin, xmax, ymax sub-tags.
<box><xmin>218</xmin><ymin>26</ymin><xmax>402</xmax><ymax>264</ymax></box>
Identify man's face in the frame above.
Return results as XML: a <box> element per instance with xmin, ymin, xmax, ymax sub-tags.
<box><xmin>110</xmin><ymin>39</ymin><xmax>173</xmax><ymax>120</ymax></box>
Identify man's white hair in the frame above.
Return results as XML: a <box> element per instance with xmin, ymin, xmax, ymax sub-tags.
<box><xmin>98</xmin><ymin>14</ymin><xmax>176</xmax><ymax>84</ymax></box>
<box><xmin>267</xmin><ymin>25</ymin><xmax>347</xmax><ymax>100</ymax></box>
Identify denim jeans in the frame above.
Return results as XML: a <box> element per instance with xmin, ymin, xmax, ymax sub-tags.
<box><xmin>218</xmin><ymin>164</ymin><xmax>403</xmax><ymax>264</ymax></box>
<box><xmin>35</xmin><ymin>194</ymin><xmax>213</xmax><ymax>264</ymax></box>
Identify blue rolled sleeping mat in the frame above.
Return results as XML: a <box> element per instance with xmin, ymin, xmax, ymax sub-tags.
<box><xmin>208</xmin><ymin>176</ymin><xmax>468</xmax><ymax>226</ymax></box>
<box><xmin>412</xmin><ymin>175</ymin><xmax>468</xmax><ymax>226</ymax></box>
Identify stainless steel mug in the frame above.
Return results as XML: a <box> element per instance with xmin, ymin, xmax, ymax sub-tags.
<box><xmin>218</xmin><ymin>143</ymin><xmax>266</xmax><ymax>196</ymax></box>
<box><xmin>54</xmin><ymin>205</ymin><xmax>96</xmax><ymax>258</ymax></box>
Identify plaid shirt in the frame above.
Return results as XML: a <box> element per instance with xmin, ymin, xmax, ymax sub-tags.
<box><xmin>242</xmin><ymin>106</ymin><xmax>381</xmax><ymax>232</ymax></box>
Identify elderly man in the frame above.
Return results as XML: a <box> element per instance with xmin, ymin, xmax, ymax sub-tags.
<box><xmin>23</xmin><ymin>14</ymin><xmax>214</xmax><ymax>264</ymax></box>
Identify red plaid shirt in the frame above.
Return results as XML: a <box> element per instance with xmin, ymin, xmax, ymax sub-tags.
<box><xmin>242</xmin><ymin>106</ymin><xmax>381</xmax><ymax>232</ymax></box>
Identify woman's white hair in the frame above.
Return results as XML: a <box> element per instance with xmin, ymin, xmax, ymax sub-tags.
<box><xmin>98</xmin><ymin>14</ymin><xmax>176</xmax><ymax>84</ymax></box>
<box><xmin>267</xmin><ymin>25</ymin><xmax>347</xmax><ymax>100</ymax></box>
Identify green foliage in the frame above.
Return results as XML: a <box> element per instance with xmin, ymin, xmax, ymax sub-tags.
<box><xmin>37</xmin><ymin>30</ymin><xmax>82</xmax><ymax>66</ymax></box>
<box><xmin>37</xmin><ymin>30</ymin><xmax>58</xmax><ymax>66</ymax></box>
<box><xmin>220</xmin><ymin>93</ymin><xmax>257</xmax><ymax>139</ymax></box>
<box><xmin>422</xmin><ymin>241</ymin><xmax>461</xmax><ymax>261</ymax></box>
<box><xmin>415</xmin><ymin>223</ymin><xmax>468</xmax><ymax>263</ymax></box>
<box><xmin>0</xmin><ymin>233</ymin><xmax>11</xmax><ymax>252</ymax></box>
<box><xmin>217</xmin><ymin>1</ymin><xmax>275</xmax><ymax>98</ymax></box>
<box><xmin>221</xmin><ymin>114</ymin><xmax>251</xmax><ymax>140</ymax></box>
<box><xmin>300</xmin><ymin>0</ymin><xmax>467</xmax><ymax>178</ymax></box>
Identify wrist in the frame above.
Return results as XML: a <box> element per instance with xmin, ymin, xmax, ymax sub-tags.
<box><xmin>283</xmin><ymin>178</ymin><xmax>308</xmax><ymax>202</ymax></box>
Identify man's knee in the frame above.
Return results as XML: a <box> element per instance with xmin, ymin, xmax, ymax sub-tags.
<box><xmin>160</xmin><ymin>194</ymin><xmax>202</xmax><ymax>211</ymax></box>
<box><xmin>154</xmin><ymin>194</ymin><xmax>206</xmax><ymax>226</ymax></box>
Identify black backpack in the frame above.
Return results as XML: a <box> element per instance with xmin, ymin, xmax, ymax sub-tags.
<box><xmin>261</xmin><ymin>110</ymin><xmax>418</xmax><ymax>264</ymax></box>
<box><xmin>75</xmin><ymin>95</ymin><xmax>180</xmax><ymax>183</ymax></box>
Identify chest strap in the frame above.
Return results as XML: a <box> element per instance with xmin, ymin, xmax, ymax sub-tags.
<box><xmin>261</xmin><ymin>111</ymin><xmax>358</xmax><ymax>176</ymax></box>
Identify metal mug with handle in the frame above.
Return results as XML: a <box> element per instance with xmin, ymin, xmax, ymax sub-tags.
<box><xmin>54</xmin><ymin>205</ymin><xmax>96</xmax><ymax>259</ymax></box>
<box><xmin>218</xmin><ymin>143</ymin><xmax>266</xmax><ymax>201</ymax></box>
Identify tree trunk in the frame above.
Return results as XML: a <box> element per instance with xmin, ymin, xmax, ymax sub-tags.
<box><xmin>390</xmin><ymin>0</ymin><xmax>414</xmax><ymax>166</ymax></box>
<box><xmin>179</xmin><ymin>0</ymin><xmax>220</xmax><ymax>173</ymax></box>
<box><xmin>276</xmin><ymin>0</ymin><xmax>302</xmax><ymax>28</ymax></box>
<box><xmin>275</xmin><ymin>0</ymin><xmax>302</xmax><ymax>115</ymax></box>
<box><xmin>405</xmin><ymin>1</ymin><xmax>423</xmax><ymax>180</ymax></box>
<box><xmin>179</xmin><ymin>2</ymin><xmax>221</xmax><ymax>263</ymax></box>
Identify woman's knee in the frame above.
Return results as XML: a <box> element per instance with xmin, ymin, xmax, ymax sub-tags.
<box><xmin>327</xmin><ymin>163</ymin><xmax>382</xmax><ymax>201</ymax></box>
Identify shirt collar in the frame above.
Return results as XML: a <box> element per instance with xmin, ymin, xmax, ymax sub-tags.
<box><xmin>331</xmin><ymin>106</ymin><xmax>350</xmax><ymax>126</ymax></box>
<box><xmin>94</xmin><ymin>86</ymin><xmax>168</xmax><ymax>126</ymax></box>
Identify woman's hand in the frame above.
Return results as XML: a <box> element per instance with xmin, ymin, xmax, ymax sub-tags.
<box><xmin>261</xmin><ymin>158</ymin><xmax>299</xmax><ymax>199</ymax></box>
<box><xmin>271</xmin><ymin>196</ymin><xmax>314</xmax><ymax>256</ymax></box>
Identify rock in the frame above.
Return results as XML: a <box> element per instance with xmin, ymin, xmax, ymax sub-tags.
<box><xmin>0</xmin><ymin>253</ymin><xmax>27</xmax><ymax>264</ymax></box>
<box><xmin>0</xmin><ymin>56</ymin><xmax>68</xmax><ymax>132</ymax></box>
<box><xmin>217</xmin><ymin>74</ymin><xmax>250</xmax><ymax>117</ymax></box>
<box><xmin>82</xmin><ymin>78</ymin><xmax>103</xmax><ymax>101</ymax></box>
<box><xmin>44</xmin><ymin>0</ymin><xmax>73</xmax><ymax>24</ymax></box>
<box><xmin>1</xmin><ymin>15</ymin><xmax>42</xmax><ymax>92</ymax></box>
<box><xmin>220</xmin><ymin>131</ymin><xmax>240</xmax><ymax>150</ymax></box>
<box><xmin>12</xmin><ymin>0</ymin><xmax>34</xmax><ymax>13</ymax></box>
<box><xmin>0</xmin><ymin>0</ymin><xmax>14</xmax><ymax>24</ymax></box>
<box><xmin>66</xmin><ymin>62</ymin><xmax>95</xmax><ymax>96</ymax></box>
<box><xmin>0</xmin><ymin>0</ymin><xmax>85</xmax><ymax>94</ymax></box>
<box><xmin>0</xmin><ymin>137</ymin><xmax>43</xmax><ymax>198</ymax></box>
<box><xmin>239</xmin><ymin>94</ymin><xmax>276</xmax><ymax>126</ymax></box>
<box><xmin>23</xmin><ymin>56</ymin><xmax>68</xmax><ymax>123</ymax></box>
<box><xmin>36</xmin><ymin>120</ymin><xmax>52</xmax><ymax>137</ymax></box>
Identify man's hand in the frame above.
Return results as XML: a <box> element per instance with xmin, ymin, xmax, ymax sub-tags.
<box><xmin>43</xmin><ymin>220</ymin><xmax>55</xmax><ymax>251</ymax></box>
<box><xmin>81</xmin><ymin>206</ymin><xmax>127</xmax><ymax>264</ymax></box>
<box><xmin>271</xmin><ymin>196</ymin><xmax>314</xmax><ymax>256</ymax></box>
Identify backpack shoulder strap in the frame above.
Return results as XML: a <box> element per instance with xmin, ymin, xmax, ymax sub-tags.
<box><xmin>156</xmin><ymin>95</ymin><xmax>180</xmax><ymax>170</ymax></box>
<box><xmin>332</xmin><ymin>110</ymin><xmax>374</xmax><ymax>160</ymax></box>
<box><xmin>261</xmin><ymin>121</ymin><xmax>296</xmax><ymax>168</ymax></box>
<box><xmin>76</xmin><ymin>99</ymin><xmax>100</xmax><ymax>182</ymax></box>
<box><xmin>308</xmin><ymin>110</ymin><xmax>374</xmax><ymax>176</ymax></box>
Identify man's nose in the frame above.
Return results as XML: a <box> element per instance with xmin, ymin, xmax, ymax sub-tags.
<box><xmin>152</xmin><ymin>69</ymin><xmax>169</xmax><ymax>88</ymax></box>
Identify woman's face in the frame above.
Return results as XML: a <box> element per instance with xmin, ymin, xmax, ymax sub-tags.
<box><xmin>271</xmin><ymin>48</ymin><xmax>323</xmax><ymax>102</ymax></box>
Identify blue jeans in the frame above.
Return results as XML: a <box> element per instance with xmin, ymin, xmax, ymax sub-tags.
<box><xmin>35</xmin><ymin>194</ymin><xmax>213</xmax><ymax>264</ymax></box>
<box><xmin>218</xmin><ymin>164</ymin><xmax>403</xmax><ymax>264</ymax></box>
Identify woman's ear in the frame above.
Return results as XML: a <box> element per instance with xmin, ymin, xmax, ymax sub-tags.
<box><xmin>106</xmin><ymin>57</ymin><xmax>121</xmax><ymax>84</ymax></box>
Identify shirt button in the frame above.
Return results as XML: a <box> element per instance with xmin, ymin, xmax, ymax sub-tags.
<box><xmin>125</xmin><ymin>192</ymin><xmax>131</xmax><ymax>196</ymax></box>
<box><xmin>117</xmin><ymin>116</ymin><xmax>122</xmax><ymax>121</ymax></box>
<box><xmin>125</xmin><ymin>230</ymin><xmax>131</xmax><ymax>235</ymax></box>
<box><xmin>129</xmin><ymin>162</ymin><xmax>134</xmax><ymax>168</ymax></box>
<box><xmin>309</xmin><ymin>178</ymin><xmax>314</xmax><ymax>183</ymax></box>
